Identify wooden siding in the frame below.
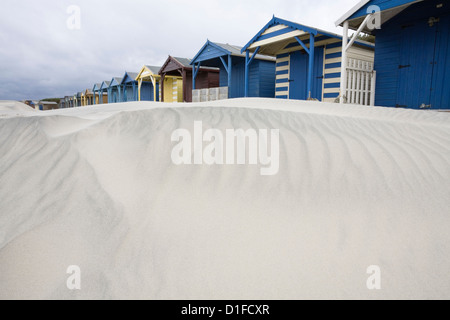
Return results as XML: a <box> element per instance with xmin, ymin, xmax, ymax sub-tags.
<box><xmin>373</xmin><ymin>0</ymin><xmax>450</xmax><ymax>109</ymax></box>
<box><xmin>288</xmin><ymin>46</ymin><xmax>324</xmax><ymax>100</ymax></box>
<box><xmin>276</xmin><ymin>53</ymin><xmax>290</xmax><ymax>99</ymax></box>
<box><xmin>215</xmin><ymin>56</ymin><xmax>275</xmax><ymax>98</ymax></box>
<box><xmin>323</xmin><ymin>42</ymin><xmax>343</xmax><ymax>102</ymax></box>
<box><xmin>194</xmin><ymin>44</ymin><xmax>227</xmax><ymax>63</ymax></box>
<box><xmin>258</xmin><ymin>60</ymin><xmax>276</xmax><ymax>98</ymax></box>
<box><xmin>244</xmin><ymin>17</ymin><xmax>374</xmax><ymax>102</ymax></box>
<box><xmin>140</xmin><ymin>82</ymin><xmax>159</xmax><ymax>102</ymax></box>
<box><xmin>276</xmin><ymin>39</ymin><xmax>372</xmax><ymax>102</ymax></box>
<box><xmin>191</xmin><ymin>42</ymin><xmax>276</xmax><ymax>99</ymax></box>
<box><xmin>160</xmin><ymin>56</ymin><xmax>219</xmax><ymax>102</ymax></box>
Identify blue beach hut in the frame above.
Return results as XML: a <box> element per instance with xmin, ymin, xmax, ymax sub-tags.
<box><xmin>336</xmin><ymin>0</ymin><xmax>450</xmax><ymax>109</ymax></box>
<box><xmin>120</xmin><ymin>72</ymin><xmax>139</xmax><ymax>102</ymax></box>
<box><xmin>108</xmin><ymin>77</ymin><xmax>123</xmax><ymax>103</ymax></box>
<box><xmin>241</xmin><ymin>16</ymin><xmax>375</xmax><ymax>103</ymax></box>
<box><xmin>99</xmin><ymin>81</ymin><xmax>111</xmax><ymax>105</ymax></box>
<box><xmin>190</xmin><ymin>41</ymin><xmax>276</xmax><ymax>99</ymax></box>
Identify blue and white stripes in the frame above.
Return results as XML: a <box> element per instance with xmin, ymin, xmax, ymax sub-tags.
<box><xmin>322</xmin><ymin>42</ymin><xmax>342</xmax><ymax>102</ymax></box>
<box><xmin>275</xmin><ymin>53</ymin><xmax>290</xmax><ymax>99</ymax></box>
<box><xmin>240</xmin><ymin>17</ymin><xmax>375</xmax><ymax>103</ymax></box>
<box><xmin>275</xmin><ymin>41</ymin><xmax>343</xmax><ymax>101</ymax></box>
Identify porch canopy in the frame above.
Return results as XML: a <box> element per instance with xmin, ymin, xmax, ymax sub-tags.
<box><xmin>335</xmin><ymin>0</ymin><xmax>424</xmax><ymax>32</ymax></box>
<box><xmin>135</xmin><ymin>65</ymin><xmax>161</xmax><ymax>102</ymax></box>
<box><xmin>241</xmin><ymin>16</ymin><xmax>343</xmax><ymax>98</ymax></box>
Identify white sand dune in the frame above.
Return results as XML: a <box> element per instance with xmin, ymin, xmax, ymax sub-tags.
<box><xmin>0</xmin><ymin>101</ymin><xmax>36</xmax><ymax>116</ymax></box>
<box><xmin>0</xmin><ymin>99</ymin><xmax>449</xmax><ymax>300</ymax></box>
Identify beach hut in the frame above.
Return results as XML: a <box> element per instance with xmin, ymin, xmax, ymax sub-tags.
<box><xmin>120</xmin><ymin>72</ymin><xmax>139</xmax><ymax>102</ymax></box>
<box><xmin>82</xmin><ymin>89</ymin><xmax>94</xmax><ymax>106</ymax></box>
<box><xmin>60</xmin><ymin>97</ymin><xmax>65</xmax><ymax>109</ymax></box>
<box><xmin>76</xmin><ymin>92</ymin><xmax>82</xmax><ymax>107</ymax></box>
<box><xmin>81</xmin><ymin>91</ymin><xmax>86</xmax><ymax>106</ymax></box>
<box><xmin>62</xmin><ymin>96</ymin><xmax>69</xmax><ymax>108</ymax></box>
<box><xmin>241</xmin><ymin>16</ymin><xmax>375</xmax><ymax>104</ymax></box>
<box><xmin>93</xmin><ymin>83</ymin><xmax>108</xmax><ymax>104</ymax></box>
<box><xmin>38</xmin><ymin>101</ymin><xmax>59</xmax><ymax>111</ymax></box>
<box><xmin>66</xmin><ymin>96</ymin><xmax>73</xmax><ymax>108</ymax></box>
<box><xmin>136</xmin><ymin>65</ymin><xmax>161</xmax><ymax>102</ymax></box>
<box><xmin>159</xmin><ymin>56</ymin><xmax>220</xmax><ymax>103</ymax></box>
<box><xmin>92</xmin><ymin>83</ymin><xmax>102</xmax><ymax>105</ymax></box>
<box><xmin>108</xmin><ymin>77</ymin><xmax>123</xmax><ymax>103</ymax></box>
<box><xmin>99</xmin><ymin>81</ymin><xmax>110</xmax><ymax>105</ymax></box>
<box><xmin>190</xmin><ymin>41</ymin><xmax>276</xmax><ymax>99</ymax></box>
<box><xmin>336</xmin><ymin>0</ymin><xmax>450</xmax><ymax>109</ymax></box>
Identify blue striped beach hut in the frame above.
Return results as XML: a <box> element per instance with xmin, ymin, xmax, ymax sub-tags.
<box><xmin>190</xmin><ymin>41</ymin><xmax>276</xmax><ymax>98</ymax></box>
<box><xmin>241</xmin><ymin>16</ymin><xmax>375</xmax><ymax>102</ymax></box>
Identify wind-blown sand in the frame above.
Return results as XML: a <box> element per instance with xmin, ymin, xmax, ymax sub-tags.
<box><xmin>0</xmin><ymin>99</ymin><xmax>449</xmax><ymax>300</ymax></box>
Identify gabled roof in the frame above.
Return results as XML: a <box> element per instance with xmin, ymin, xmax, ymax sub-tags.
<box><xmin>39</xmin><ymin>101</ymin><xmax>58</xmax><ymax>105</ymax></box>
<box><xmin>173</xmin><ymin>57</ymin><xmax>192</xmax><ymax>68</ymax></box>
<box><xmin>109</xmin><ymin>77</ymin><xmax>123</xmax><ymax>87</ymax></box>
<box><xmin>335</xmin><ymin>0</ymin><xmax>424</xmax><ymax>31</ymax></box>
<box><xmin>241</xmin><ymin>16</ymin><xmax>373</xmax><ymax>56</ymax></box>
<box><xmin>100</xmin><ymin>81</ymin><xmax>111</xmax><ymax>90</ymax></box>
<box><xmin>93</xmin><ymin>83</ymin><xmax>102</xmax><ymax>91</ymax></box>
<box><xmin>146</xmin><ymin>65</ymin><xmax>161</xmax><ymax>74</ymax></box>
<box><xmin>136</xmin><ymin>65</ymin><xmax>162</xmax><ymax>80</ymax></box>
<box><xmin>120</xmin><ymin>72</ymin><xmax>139</xmax><ymax>84</ymax></box>
<box><xmin>160</xmin><ymin>56</ymin><xmax>220</xmax><ymax>75</ymax></box>
<box><xmin>158</xmin><ymin>56</ymin><xmax>193</xmax><ymax>75</ymax></box>
<box><xmin>190</xmin><ymin>40</ymin><xmax>275</xmax><ymax>64</ymax></box>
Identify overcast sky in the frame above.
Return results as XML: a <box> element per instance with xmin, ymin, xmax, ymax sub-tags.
<box><xmin>0</xmin><ymin>0</ymin><xmax>357</xmax><ymax>100</ymax></box>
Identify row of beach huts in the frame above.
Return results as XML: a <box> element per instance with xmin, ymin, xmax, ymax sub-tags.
<box><xmin>58</xmin><ymin>1</ymin><xmax>449</xmax><ymax>110</ymax></box>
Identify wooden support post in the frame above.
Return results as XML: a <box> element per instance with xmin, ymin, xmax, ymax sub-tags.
<box><xmin>308</xmin><ymin>33</ymin><xmax>315</xmax><ymax>99</ymax></box>
<box><xmin>182</xmin><ymin>69</ymin><xmax>187</xmax><ymax>102</ymax></box>
<box><xmin>138</xmin><ymin>79</ymin><xmax>142</xmax><ymax>101</ymax></box>
<box><xmin>340</xmin><ymin>21</ymin><xmax>349</xmax><ymax>104</ymax></box>
<box><xmin>228</xmin><ymin>54</ymin><xmax>232</xmax><ymax>93</ymax></box>
<box><xmin>160</xmin><ymin>74</ymin><xmax>165</xmax><ymax>103</ymax></box>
